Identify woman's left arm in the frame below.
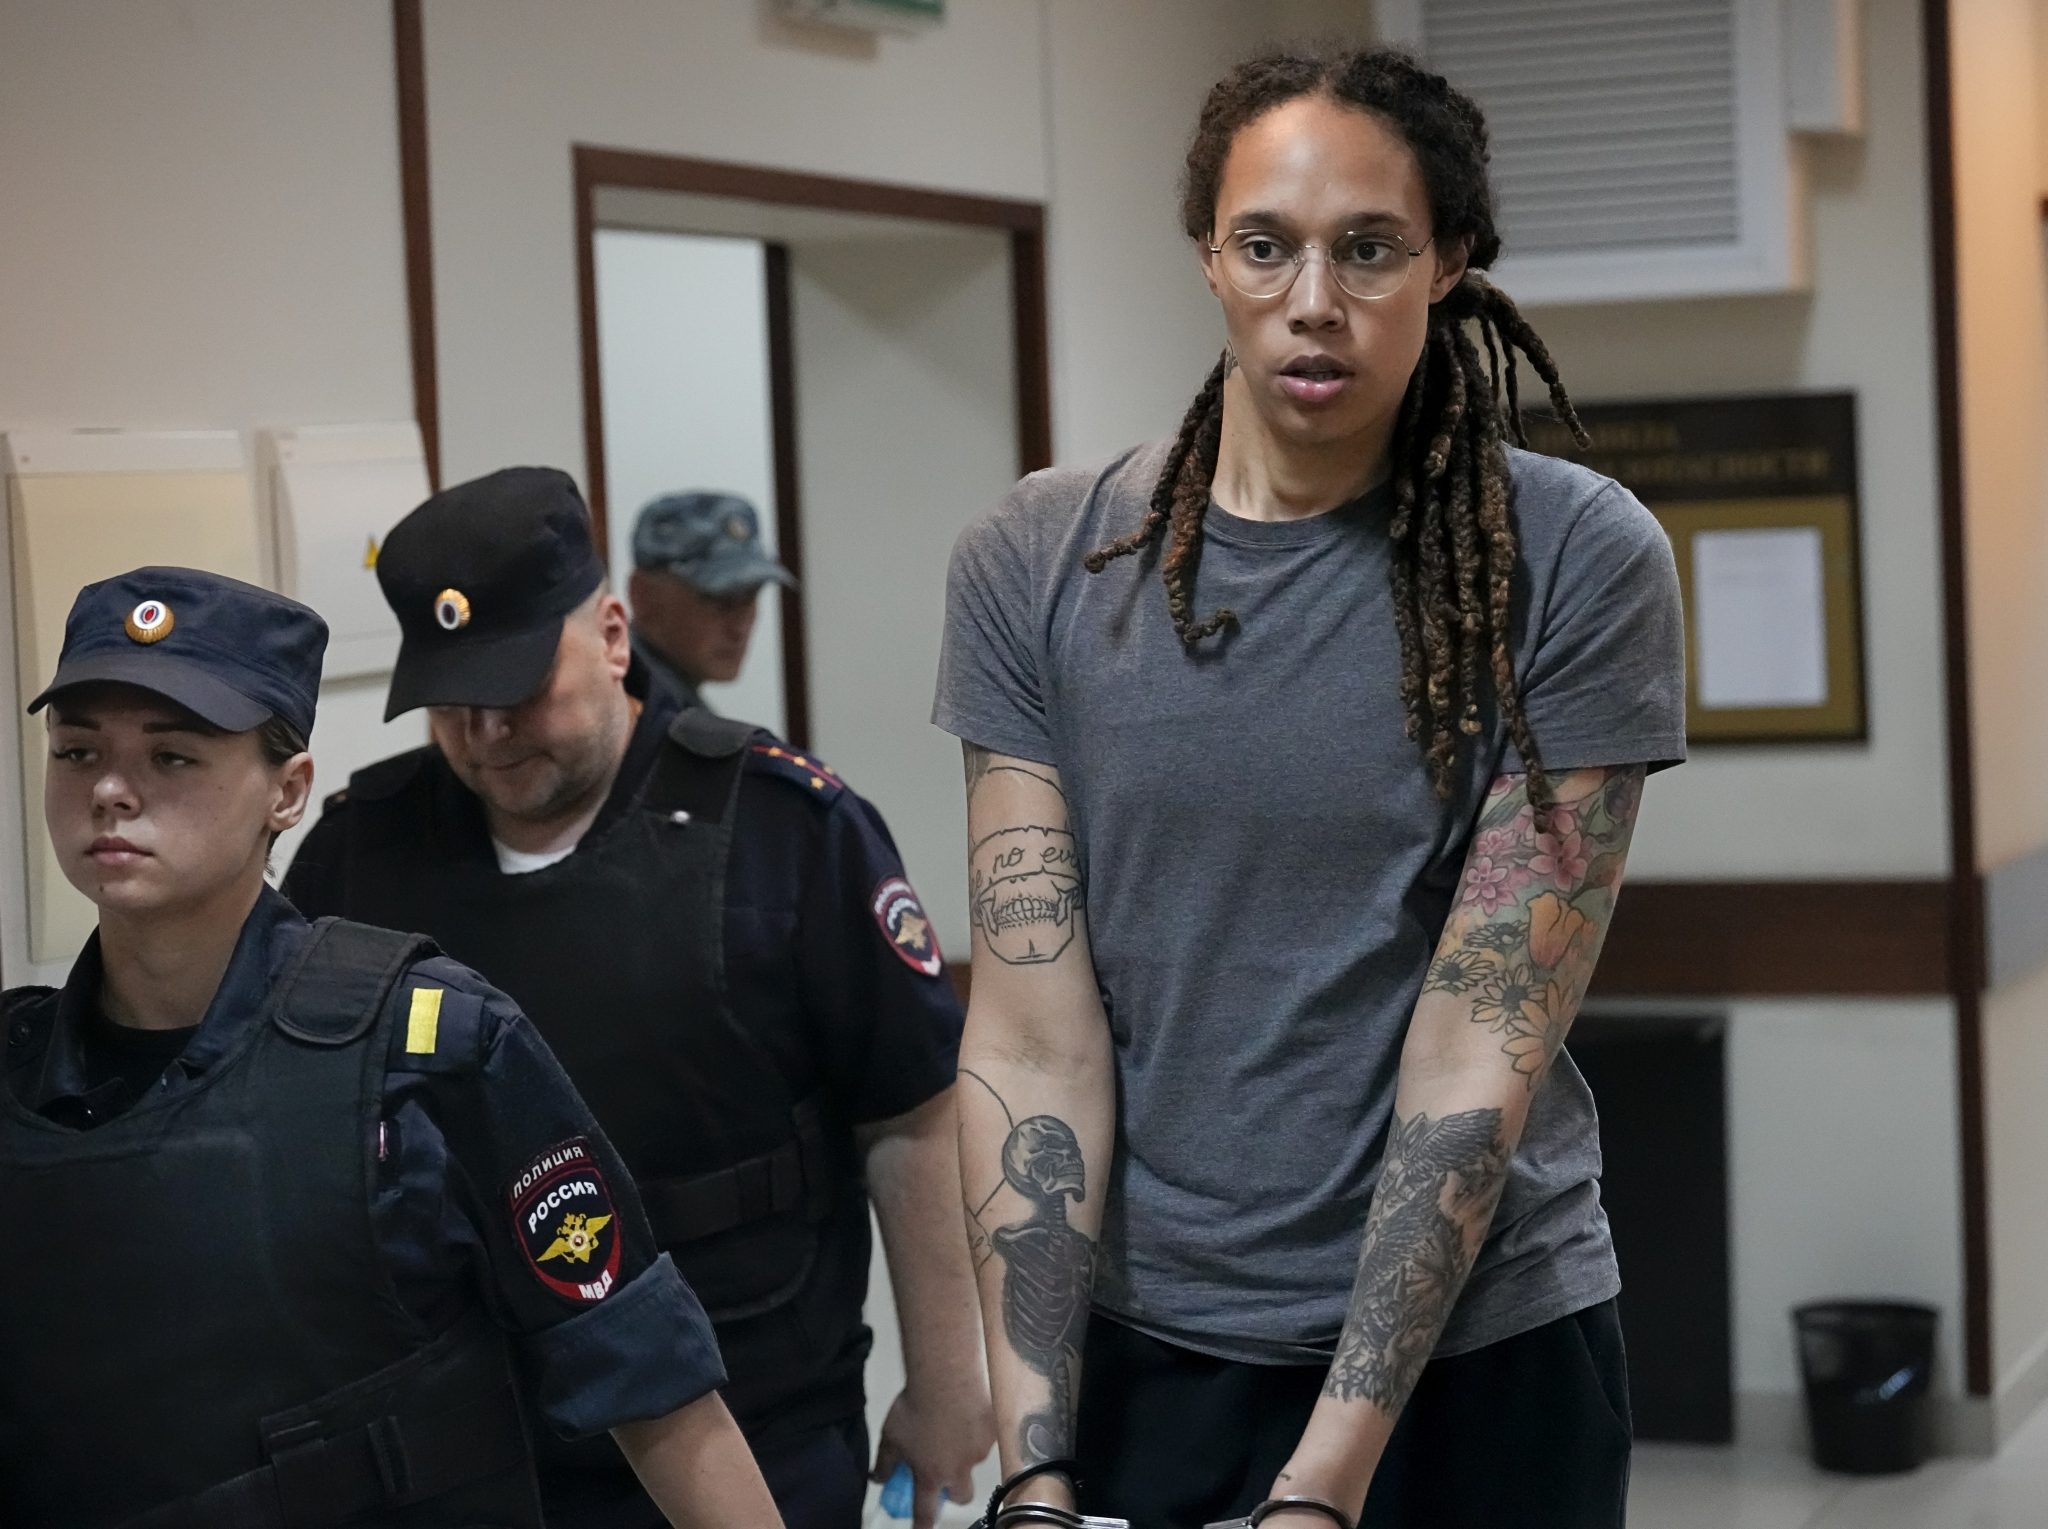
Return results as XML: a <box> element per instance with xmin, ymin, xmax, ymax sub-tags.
<box><xmin>1261</xmin><ymin>765</ymin><xmax>1648</xmax><ymax>1524</ymax></box>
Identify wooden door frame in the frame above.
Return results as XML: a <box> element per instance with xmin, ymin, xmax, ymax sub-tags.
<box><xmin>573</xmin><ymin>145</ymin><xmax>1050</xmax><ymax>750</ymax></box>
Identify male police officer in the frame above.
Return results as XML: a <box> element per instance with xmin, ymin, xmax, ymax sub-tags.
<box><xmin>627</xmin><ymin>492</ymin><xmax>793</xmax><ymax>713</ymax></box>
<box><xmin>2</xmin><ymin>566</ymin><xmax>777</xmax><ymax>1529</ymax></box>
<box><xmin>285</xmin><ymin>468</ymin><xmax>992</xmax><ymax>1529</ymax></box>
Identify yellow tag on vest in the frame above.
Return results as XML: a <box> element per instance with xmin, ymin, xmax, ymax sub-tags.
<box><xmin>405</xmin><ymin>987</ymin><xmax>444</xmax><ymax>1054</ymax></box>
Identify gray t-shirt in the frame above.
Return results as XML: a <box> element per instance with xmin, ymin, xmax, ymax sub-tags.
<box><xmin>933</xmin><ymin>440</ymin><xmax>1686</xmax><ymax>1364</ymax></box>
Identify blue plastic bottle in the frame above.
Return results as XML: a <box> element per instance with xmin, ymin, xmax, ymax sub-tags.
<box><xmin>878</xmin><ymin>1462</ymin><xmax>916</xmax><ymax>1519</ymax></box>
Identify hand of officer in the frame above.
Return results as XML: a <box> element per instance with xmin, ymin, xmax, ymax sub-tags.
<box><xmin>872</xmin><ymin>1382</ymin><xmax>996</xmax><ymax>1528</ymax></box>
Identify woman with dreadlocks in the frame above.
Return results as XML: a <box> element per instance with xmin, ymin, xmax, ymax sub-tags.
<box><xmin>936</xmin><ymin>45</ymin><xmax>1683</xmax><ymax>1529</ymax></box>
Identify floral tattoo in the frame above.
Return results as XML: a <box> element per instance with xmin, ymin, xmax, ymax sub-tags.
<box><xmin>1424</xmin><ymin>767</ymin><xmax>1646</xmax><ymax>1086</ymax></box>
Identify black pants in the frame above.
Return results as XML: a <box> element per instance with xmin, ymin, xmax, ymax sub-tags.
<box><xmin>1075</xmin><ymin>1301</ymin><xmax>1632</xmax><ymax>1529</ymax></box>
<box><xmin>537</xmin><ymin>1413</ymin><xmax>869</xmax><ymax>1529</ymax></box>
<box><xmin>754</xmin><ymin>1414</ymin><xmax>871</xmax><ymax>1529</ymax></box>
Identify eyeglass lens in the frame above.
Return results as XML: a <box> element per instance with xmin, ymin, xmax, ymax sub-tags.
<box><xmin>1217</xmin><ymin>230</ymin><xmax>1421</xmax><ymax>301</ymax></box>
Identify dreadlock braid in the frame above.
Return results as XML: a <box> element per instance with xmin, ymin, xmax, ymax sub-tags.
<box><xmin>1386</xmin><ymin>334</ymin><xmax>1432</xmax><ymax>738</ymax></box>
<box><xmin>1084</xmin><ymin>352</ymin><xmax>1228</xmax><ymax>576</ymax></box>
<box><xmin>1085</xmin><ymin>45</ymin><xmax>1590</xmax><ymax>802</ymax></box>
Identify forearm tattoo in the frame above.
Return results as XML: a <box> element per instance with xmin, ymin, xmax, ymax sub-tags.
<box><xmin>961</xmin><ymin>1068</ymin><xmax>1096</xmax><ymax>1464</ymax></box>
<box><xmin>1424</xmin><ymin>767</ymin><xmax>1645</xmax><ymax>1087</ymax></box>
<box><xmin>1325</xmin><ymin>1106</ymin><xmax>1509</xmax><ymax>1408</ymax></box>
<box><xmin>963</xmin><ymin>744</ymin><xmax>1087</xmax><ymax>966</ymax></box>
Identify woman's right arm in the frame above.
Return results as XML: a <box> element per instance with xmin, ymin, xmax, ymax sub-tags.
<box><xmin>956</xmin><ymin>744</ymin><xmax>1114</xmax><ymax>1511</ymax></box>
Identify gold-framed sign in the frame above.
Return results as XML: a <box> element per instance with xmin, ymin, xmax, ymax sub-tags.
<box><xmin>1525</xmin><ymin>393</ymin><xmax>1866</xmax><ymax>745</ymax></box>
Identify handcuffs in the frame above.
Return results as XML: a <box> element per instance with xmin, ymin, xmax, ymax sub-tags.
<box><xmin>973</xmin><ymin>1460</ymin><xmax>1129</xmax><ymax>1529</ymax></box>
<box><xmin>973</xmin><ymin>1462</ymin><xmax>1356</xmax><ymax>1529</ymax></box>
<box><xmin>1203</xmin><ymin>1499</ymin><xmax>1357</xmax><ymax>1529</ymax></box>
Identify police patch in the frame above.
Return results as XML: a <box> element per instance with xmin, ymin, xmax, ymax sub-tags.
<box><xmin>872</xmin><ymin>875</ymin><xmax>943</xmax><ymax>978</ymax></box>
<box><xmin>508</xmin><ymin>1137</ymin><xmax>622</xmax><ymax>1304</ymax></box>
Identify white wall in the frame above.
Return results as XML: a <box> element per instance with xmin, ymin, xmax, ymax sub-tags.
<box><xmin>422</xmin><ymin>0</ymin><xmax>1363</xmax><ymax>487</ymax></box>
<box><xmin>1724</xmin><ymin>999</ymin><xmax>1964</xmax><ymax>1400</ymax></box>
<box><xmin>1039</xmin><ymin>0</ymin><xmax>1352</xmax><ymax>461</ymax></box>
<box><xmin>788</xmin><ymin>231</ymin><xmax>1017</xmax><ymax>959</ymax></box>
<box><xmin>1956</xmin><ymin>0</ymin><xmax>2048</xmax><ymax>1416</ymax></box>
<box><xmin>0</xmin><ymin>1</ymin><xmax>411</xmax><ymax>429</ymax></box>
<box><xmin>1985</xmin><ymin>967</ymin><xmax>2048</xmax><ymax>1402</ymax></box>
<box><xmin>423</xmin><ymin>0</ymin><xmax>1047</xmax><ymax>488</ymax></box>
<box><xmin>595</xmin><ymin>229</ymin><xmax>788</xmax><ymax>734</ymax></box>
<box><xmin>0</xmin><ymin>0</ymin><xmax>423</xmax><ymax>980</ymax></box>
<box><xmin>1956</xmin><ymin>0</ymin><xmax>2048</xmax><ymax>873</ymax></box>
<box><xmin>1521</xmin><ymin>0</ymin><xmax>1946</xmax><ymax>881</ymax></box>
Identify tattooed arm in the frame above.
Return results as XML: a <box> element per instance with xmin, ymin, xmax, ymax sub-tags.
<box><xmin>1267</xmin><ymin>765</ymin><xmax>1647</xmax><ymax>1523</ymax></box>
<box><xmin>956</xmin><ymin>744</ymin><xmax>1113</xmax><ymax>1512</ymax></box>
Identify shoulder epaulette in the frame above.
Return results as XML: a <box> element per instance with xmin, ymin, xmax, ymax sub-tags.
<box><xmin>386</xmin><ymin>970</ymin><xmax>488</xmax><ymax>1076</ymax></box>
<box><xmin>746</xmin><ymin>742</ymin><xmax>847</xmax><ymax>804</ymax></box>
<box><xmin>2</xmin><ymin>989</ymin><xmax>56</xmax><ymax>1060</ymax></box>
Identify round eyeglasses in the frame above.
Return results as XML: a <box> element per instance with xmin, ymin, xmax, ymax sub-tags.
<box><xmin>1206</xmin><ymin>229</ymin><xmax>1435</xmax><ymax>302</ymax></box>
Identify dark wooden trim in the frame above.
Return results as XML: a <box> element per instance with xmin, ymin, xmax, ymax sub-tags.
<box><xmin>763</xmin><ymin>243</ymin><xmax>812</xmax><ymax>750</ymax></box>
<box><xmin>1010</xmin><ymin>226</ymin><xmax>1054</xmax><ymax>473</ymax></box>
<box><xmin>574</xmin><ymin>145</ymin><xmax>1045</xmax><ymax>232</ymax></box>
<box><xmin>1591</xmin><ymin>880</ymin><xmax>1953</xmax><ymax>998</ymax></box>
<box><xmin>391</xmin><ymin>0</ymin><xmax>439</xmax><ymax>489</ymax></box>
<box><xmin>1922</xmin><ymin>0</ymin><xmax>1992</xmax><ymax>1398</ymax></box>
<box><xmin>949</xmin><ymin>876</ymin><xmax>1962</xmax><ymax>1006</ymax></box>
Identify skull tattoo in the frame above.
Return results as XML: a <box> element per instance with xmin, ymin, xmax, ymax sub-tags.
<box><xmin>970</xmin><ymin>825</ymin><xmax>1084</xmax><ymax>965</ymax></box>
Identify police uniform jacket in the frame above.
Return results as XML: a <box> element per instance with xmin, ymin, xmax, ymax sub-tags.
<box><xmin>283</xmin><ymin>671</ymin><xmax>963</xmax><ymax>1444</ymax></box>
<box><xmin>0</xmin><ymin>886</ymin><xmax>722</xmax><ymax>1528</ymax></box>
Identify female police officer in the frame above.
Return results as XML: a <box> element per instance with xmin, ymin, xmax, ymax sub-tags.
<box><xmin>0</xmin><ymin>566</ymin><xmax>781</xmax><ymax>1529</ymax></box>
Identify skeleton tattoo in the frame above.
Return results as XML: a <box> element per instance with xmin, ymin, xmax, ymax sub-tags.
<box><xmin>995</xmin><ymin>1115</ymin><xmax>1093</xmax><ymax>1458</ymax></box>
<box><xmin>963</xmin><ymin>1070</ymin><xmax>1096</xmax><ymax>1464</ymax></box>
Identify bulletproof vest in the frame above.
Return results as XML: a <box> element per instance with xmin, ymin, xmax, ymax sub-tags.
<box><xmin>0</xmin><ymin>920</ymin><xmax>541</xmax><ymax>1529</ymax></box>
<box><xmin>328</xmin><ymin>709</ymin><xmax>869</xmax><ymax>1429</ymax></box>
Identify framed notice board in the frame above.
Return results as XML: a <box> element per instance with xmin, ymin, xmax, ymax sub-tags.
<box><xmin>1525</xmin><ymin>393</ymin><xmax>1866</xmax><ymax>745</ymax></box>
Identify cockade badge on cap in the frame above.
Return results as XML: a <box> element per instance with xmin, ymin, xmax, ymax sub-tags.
<box><xmin>124</xmin><ymin>599</ymin><xmax>175</xmax><ymax>645</ymax></box>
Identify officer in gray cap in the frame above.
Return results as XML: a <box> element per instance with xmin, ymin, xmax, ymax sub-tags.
<box><xmin>628</xmin><ymin>491</ymin><xmax>795</xmax><ymax>713</ymax></box>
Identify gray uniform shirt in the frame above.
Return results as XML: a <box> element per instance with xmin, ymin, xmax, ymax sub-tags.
<box><xmin>933</xmin><ymin>440</ymin><xmax>1686</xmax><ymax>1364</ymax></box>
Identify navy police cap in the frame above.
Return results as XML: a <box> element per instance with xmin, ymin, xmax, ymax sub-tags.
<box><xmin>27</xmin><ymin>567</ymin><xmax>326</xmax><ymax>740</ymax></box>
<box><xmin>376</xmin><ymin>466</ymin><xmax>605</xmax><ymax>721</ymax></box>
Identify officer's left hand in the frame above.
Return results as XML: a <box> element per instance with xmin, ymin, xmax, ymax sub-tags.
<box><xmin>871</xmin><ymin>1383</ymin><xmax>996</xmax><ymax>1528</ymax></box>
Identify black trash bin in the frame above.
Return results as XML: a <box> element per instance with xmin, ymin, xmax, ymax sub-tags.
<box><xmin>1793</xmin><ymin>1302</ymin><xmax>1938</xmax><ymax>1474</ymax></box>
